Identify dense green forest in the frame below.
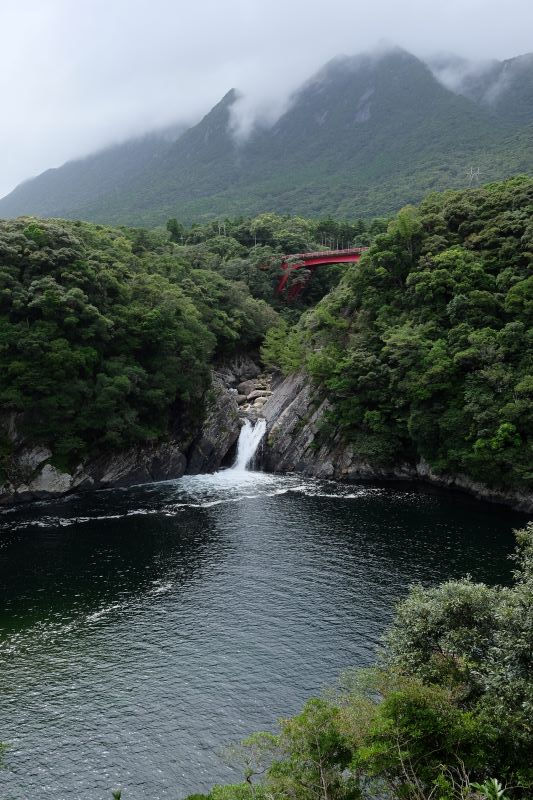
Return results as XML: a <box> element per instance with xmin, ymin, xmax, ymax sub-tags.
<box><xmin>0</xmin><ymin>210</ymin><xmax>380</xmax><ymax>475</ymax></box>
<box><xmin>263</xmin><ymin>177</ymin><xmax>533</xmax><ymax>491</ymax></box>
<box><xmin>0</xmin><ymin>178</ymin><xmax>531</xmax><ymax>491</ymax></box>
<box><xmin>186</xmin><ymin>523</ymin><xmax>533</xmax><ymax>800</ymax></box>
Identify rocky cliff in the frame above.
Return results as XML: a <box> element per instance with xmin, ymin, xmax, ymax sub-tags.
<box><xmin>0</xmin><ymin>355</ymin><xmax>263</xmax><ymax>506</ymax></box>
<box><xmin>261</xmin><ymin>372</ymin><xmax>533</xmax><ymax>513</ymax></box>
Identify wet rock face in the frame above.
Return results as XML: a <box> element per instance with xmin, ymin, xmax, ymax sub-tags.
<box><xmin>261</xmin><ymin>373</ymin><xmax>328</xmax><ymax>474</ymax></box>
<box><xmin>88</xmin><ymin>443</ymin><xmax>188</xmax><ymax>488</ymax></box>
<box><xmin>186</xmin><ymin>375</ymin><xmax>241</xmax><ymax>474</ymax></box>
<box><xmin>261</xmin><ymin>372</ymin><xmax>533</xmax><ymax>513</ymax></box>
<box><xmin>17</xmin><ymin>446</ymin><xmax>52</xmax><ymax>471</ymax></box>
<box><xmin>1</xmin><ymin>441</ymin><xmax>189</xmax><ymax>505</ymax></box>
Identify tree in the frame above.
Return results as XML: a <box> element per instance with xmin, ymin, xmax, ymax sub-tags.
<box><xmin>267</xmin><ymin>699</ymin><xmax>359</xmax><ymax>800</ymax></box>
<box><xmin>166</xmin><ymin>218</ymin><xmax>185</xmax><ymax>243</ymax></box>
<box><xmin>384</xmin><ymin>524</ymin><xmax>533</xmax><ymax>794</ymax></box>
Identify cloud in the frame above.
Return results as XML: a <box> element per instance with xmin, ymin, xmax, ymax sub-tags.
<box><xmin>428</xmin><ymin>56</ymin><xmax>494</xmax><ymax>92</ymax></box>
<box><xmin>0</xmin><ymin>0</ymin><xmax>532</xmax><ymax>197</ymax></box>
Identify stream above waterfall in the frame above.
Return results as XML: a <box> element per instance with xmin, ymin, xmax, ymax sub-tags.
<box><xmin>0</xmin><ymin>468</ymin><xmax>526</xmax><ymax>800</ymax></box>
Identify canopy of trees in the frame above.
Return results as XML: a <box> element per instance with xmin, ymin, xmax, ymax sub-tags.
<box><xmin>165</xmin><ymin>212</ymin><xmax>386</xmax><ymax>310</ymax></box>
<box><xmin>0</xmin><ymin>208</ymin><xmax>390</xmax><ymax>477</ymax></box>
<box><xmin>0</xmin><ymin>218</ymin><xmax>278</xmax><ymax>469</ymax></box>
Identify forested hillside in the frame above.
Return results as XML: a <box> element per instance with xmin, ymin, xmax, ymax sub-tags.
<box><xmin>263</xmin><ymin>177</ymin><xmax>533</xmax><ymax>491</ymax></box>
<box><xmin>1</xmin><ymin>178</ymin><xmax>531</xmax><ymax>496</ymax></box>
<box><xmin>432</xmin><ymin>51</ymin><xmax>533</xmax><ymax>126</ymax></box>
<box><xmin>1</xmin><ymin>49</ymin><xmax>532</xmax><ymax>225</ymax></box>
<box><xmin>0</xmin><ymin>126</ymin><xmax>186</xmax><ymax>225</ymax></box>
<box><xmin>0</xmin><ymin>211</ymin><xmax>378</xmax><ymax>476</ymax></box>
<box><xmin>0</xmin><ymin>218</ymin><xmax>272</xmax><ymax>473</ymax></box>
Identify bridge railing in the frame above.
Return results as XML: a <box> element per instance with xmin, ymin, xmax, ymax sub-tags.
<box><xmin>283</xmin><ymin>247</ymin><xmax>367</xmax><ymax>260</ymax></box>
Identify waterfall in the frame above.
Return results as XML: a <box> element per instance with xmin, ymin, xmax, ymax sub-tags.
<box><xmin>231</xmin><ymin>418</ymin><xmax>266</xmax><ymax>472</ymax></box>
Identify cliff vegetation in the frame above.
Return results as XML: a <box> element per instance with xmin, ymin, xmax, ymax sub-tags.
<box><xmin>263</xmin><ymin>177</ymin><xmax>533</xmax><ymax>492</ymax></box>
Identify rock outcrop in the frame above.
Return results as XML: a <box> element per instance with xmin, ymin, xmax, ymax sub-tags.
<box><xmin>186</xmin><ymin>374</ymin><xmax>241</xmax><ymax>473</ymax></box>
<box><xmin>261</xmin><ymin>372</ymin><xmax>533</xmax><ymax>513</ymax></box>
<box><xmin>0</xmin><ymin>440</ymin><xmax>189</xmax><ymax>505</ymax></box>
<box><xmin>215</xmin><ymin>354</ymin><xmax>261</xmax><ymax>389</ymax></box>
<box><xmin>3</xmin><ymin>356</ymin><xmax>531</xmax><ymax>513</ymax></box>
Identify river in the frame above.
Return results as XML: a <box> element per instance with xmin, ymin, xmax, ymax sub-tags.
<box><xmin>0</xmin><ymin>462</ymin><xmax>526</xmax><ymax>799</ymax></box>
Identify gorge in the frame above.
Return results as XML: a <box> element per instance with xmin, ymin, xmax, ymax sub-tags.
<box><xmin>1</xmin><ymin>4</ymin><xmax>533</xmax><ymax>796</ymax></box>
<box><xmin>3</xmin><ymin>353</ymin><xmax>531</xmax><ymax>512</ymax></box>
<box><xmin>0</xmin><ymin>177</ymin><xmax>531</xmax><ymax>799</ymax></box>
<box><xmin>1</xmin><ymin>177</ymin><xmax>532</xmax><ymax>512</ymax></box>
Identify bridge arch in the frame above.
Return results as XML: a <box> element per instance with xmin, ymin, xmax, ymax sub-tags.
<box><xmin>276</xmin><ymin>247</ymin><xmax>367</xmax><ymax>298</ymax></box>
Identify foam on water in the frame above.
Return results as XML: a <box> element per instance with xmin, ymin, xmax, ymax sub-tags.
<box><xmin>0</xmin><ymin>473</ymin><xmax>390</xmax><ymax>533</ymax></box>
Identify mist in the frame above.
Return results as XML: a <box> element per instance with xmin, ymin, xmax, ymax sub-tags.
<box><xmin>1</xmin><ymin>0</ymin><xmax>532</xmax><ymax>198</ymax></box>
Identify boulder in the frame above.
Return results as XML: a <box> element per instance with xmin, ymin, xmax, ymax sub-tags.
<box><xmin>27</xmin><ymin>464</ymin><xmax>73</xmax><ymax>496</ymax></box>
<box><xmin>247</xmin><ymin>389</ymin><xmax>272</xmax><ymax>401</ymax></box>
<box><xmin>237</xmin><ymin>379</ymin><xmax>258</xmax><ymax>396</ymax></box>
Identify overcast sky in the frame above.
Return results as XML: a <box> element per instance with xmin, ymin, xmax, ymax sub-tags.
<box><xmin>1</xmin><ymin>0</ymin><xmax>532</xmax><ymax>197</ymax></box>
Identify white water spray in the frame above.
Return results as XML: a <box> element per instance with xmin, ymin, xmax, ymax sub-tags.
<box><xmin>232</xmin><ymin>418</ymin><xmax>266</xmax><ymax>472</ymax></box>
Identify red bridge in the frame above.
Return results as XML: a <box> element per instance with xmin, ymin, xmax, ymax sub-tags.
<box><xmin>276</xmin><ymin>247</ymin><xmax>367</xmax><ymax>298</ymax></box>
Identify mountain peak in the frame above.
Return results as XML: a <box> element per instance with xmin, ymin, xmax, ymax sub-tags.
<box><xmin>313</xmin><ymin>45</ymin><xmax>421</xmax><ymax>80</ymax></box>
<box><xmin>220</xmin><ymin>88</ymin><xmax>240</xmax><ymax>105</ymax></box>
<box><xmin>186</xmin><ymin>87</ymin><xmax>239</xmax><ymax>131</ymax></box>
<box><xmin>429</xmin><ymin>50</ymin><xmax>533</xmax><ymax>124</ymax></box>
<box><xmin>0</xmin><ymin>48</ymin><xmax>531</xmax><ymax>225</ymax></box>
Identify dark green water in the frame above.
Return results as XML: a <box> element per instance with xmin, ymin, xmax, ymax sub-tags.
<box><xmin>0</xmin><ymin>471</ymin><xmax>526</xmax><ymax>799</ymax></box>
